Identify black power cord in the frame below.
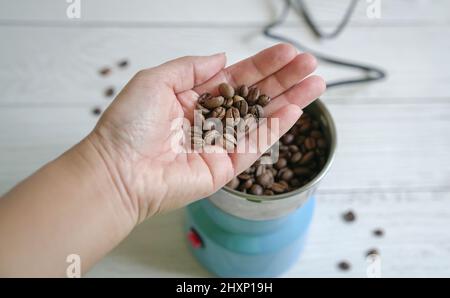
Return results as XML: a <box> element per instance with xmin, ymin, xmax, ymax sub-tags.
<box><xmin>263</xmin><ymin>0</ymin><xmax>386</xmax><ymax>88</ymax></box>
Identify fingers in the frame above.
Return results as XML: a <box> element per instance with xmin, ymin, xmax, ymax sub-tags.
<box><xmin>156</xmin><ymin>53</ymin><xmax>227</xmax><ymax>93</ymax></box>
<box><xmin>264</xmin><ymin>75</ymin><xmax>326</xmax><ymax>117</ymax></box>
<box><xmin>194</xmin><ymin>43</ymin><xmax>298</xmax><ymax>95</ymax></box>
<box><xmin>253</xmin><ymin>53</ymin><xmax>317</xmax><ymax>98</ymax></box>
<box><xmin>229</xmin><ymin>104</ymin><xmax>303</xmax><ymax>175</ymax></box>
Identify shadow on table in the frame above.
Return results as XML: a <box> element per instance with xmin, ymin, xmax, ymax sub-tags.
<box><xmin>88</xmin><ymin>208</ymin><xmax>212</xmax><ymax>277</ymax></box>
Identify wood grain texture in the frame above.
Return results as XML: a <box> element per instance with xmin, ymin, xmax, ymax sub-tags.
<box><xmin>0</xmin><ymin>0</ymin><xmax>449</xmax><ymax>277</ymax></box>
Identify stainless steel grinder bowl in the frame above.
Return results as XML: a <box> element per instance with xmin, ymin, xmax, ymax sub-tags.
<box><xmin>207</xmin><ymin>99</ymin><xmax>337</xmax><ymax>220</ymax></box>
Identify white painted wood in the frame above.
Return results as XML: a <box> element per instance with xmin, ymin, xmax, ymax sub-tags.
<box><xmin>86</xmin><ymin>191</ymin><xmax>450</xmax><ymax>278</ymax></box>
<box><xmin>0</xmin><ymin>0</ymin><xmax>448</xmax><ymax>25</ymax></box>
<box><xmin>0</xmin><ymin>25</ymin><xmax>449</xmax><ymax>105</ymax></box>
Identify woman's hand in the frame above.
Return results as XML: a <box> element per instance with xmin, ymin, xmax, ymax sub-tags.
<box><xmin>88</xmin><ymin>43</ymin><xmax>325</xmax><ymax>223</ymax></box>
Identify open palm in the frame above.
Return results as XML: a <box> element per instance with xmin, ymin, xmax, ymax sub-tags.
<box><xmin>93</xmin><ymin>44</ymin><xmax>325</xmax><ymax>222</ymax></box>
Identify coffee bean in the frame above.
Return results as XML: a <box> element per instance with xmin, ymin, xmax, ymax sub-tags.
<box><xmin>195</xmin><ymin>102</ymin><xmax>210</xmax><ymax>115</ymax></box>
<box><xmin>203</xmin><ymin>96</ymin><xmax>224</xmax><ymax>109</ymax></box>
<box><xmin>263</xmin><ymin>190</ymin><xmax>274</xmax><ymax>196</ymax></box>
<box><xmin>92</xmin><ymin>107</ymin><xmax>102</xmax><ymax>116</ymax></box>
<box><xmin>255</xmin><ymin>164</ymin><xmax>266</xmax><ymax>176</ymax></box>
<box><xmin>225</xmin><ymin>107</ymin><xmax>241</xmax><ymax>126</ymax></box>
<box><xmin>373</xmin><ymin>229</ymin><xmax>384</xmax><ymax>237</ymax></box>
<box><xmin>210</xmin><ymin>106</ymin><xmax>226</xmax><ymax>120</ymax></box>
<box><xmin>274</xmin><ymin>158</ymin><xmax>287</xmax><ymax>170</ymax></box>
<box><xmin>299</xmin><ymin>151</ymin><xmax>315</xmax><ymax>165</ymax></box>
<box><xmin>271</xmin><ymin>182</ymin><xmax>288</xmax><ymax>193</ymax></box>
<box><xmin>343</xmin><ymin>210</ymin><xmax>356</xmax><ymax>222</ymax></box>
<box><xmin>237</xmin><ymin>85</ymin><xmax>249</xmax><ymax>97</ymax></box>
<box><xmin>256</xmin><ymin>172</ymin><xmax>274</xmax><ymax>188</ymax></box>
<box><xmin>299</xmin><ymin>121</ymin><xmax>312</xmax><ymax>133</ymax></box>
<box><xmin>223</xmin><ymin>97</ymin><xmax>234</xmax><ymax>108</ymax></box>
<box><xmin>337</xmin><ymin>261</ymin><xmax>351</xmax><ymax>271</ymax></box>
<box><xmin>99</xmin><ymin>67</ymin><xmax>111</xmax><ymax>76</ymax></box>
<box><xmin>290</xmin><ymin>152</ymin><xmax>303</xmax><ymax>163</ymax></box>
<box><xmin>227</xmin><ymin>177</ymin><xmax>239</xmax><ymax>189</ymax></box>
<box><xmin>281</xmin><ymin>133</ymin><xmax>294</xmax><ymax>145</ymax></box>
<box><xmin>243</xmin><ymin>178</ymin><xmax>253</xmax><ymax>190</ymax></box>
<box><xmin>247</xmin><ymin>87</ymin><xmax>260</xmax><ymax>105</ymax></box>
<box><xmin>222</xmin><ymin>133</ymin><xmax>237</xmax><ymax>150</ymax></box>
<box><xmin>293</xmin><ymin>167</ymin><xmax>312</xmax><ymax>176</ymax></box>
<box><xmin>288</xmin><ymin>145</ymin><xmax>300</xmax><ymax>153</ymax></box>
<box><xmin>234</xmin><ymin>100</ymin><xmax>248</xmax><ymax>117</ymax></box>
<box><xmin>198</xmin><ymin>93</ymin><xmax>212</xmax><ymax>104</ymax></box>
<box><xmin>238</xmin><ymin>173</ymin><xmax>252</xmax><ymax>180</ymax></box>
<box><xmin>248</xmin><ymin>104</ymin><xmax>264</xmax><ymax>119</ymax></box>
<box><xmin>366</xmin><ymin>248</ymin><xmax>379</xmax><ymax>257</ymax></box>
<box><xmin>219</xmin><ymin>83</ymin><xmax>235</xmax><ymax>98</ymax></box>
<box><xmin>204</xmin><ymin>130</ymin><xmax>221</xmax><ymax>145</ymax></box>
<box><xmin>317</xmin><ymin>138</ymin><xmax>327</xmax><ymax>149</ymax></box>
<box><xmin>105</xmin><ymin>87</ymin><xmax>115</xmax><ymax>97</ymax></box>
<box><xmin>118</xmin><ymin>59</ymin><xmax>129</xmax><ymax>68</ymax></box>
<box><xmin>278</xmin><ymin>168</ymin><xmax>294</xmax><ymax>181</ymax></box>
<box><xmin>304</xmin><ymin>137</ymin><xmax>316</xmax><ymax>150</ymax></box>
<box><xmin>257</xmin><ymin>94</ymin><xmax>271</xmax><ymax>107</ymax></box>
<box><xmin>250</xmin><ymin>184</ymin><xmax>263</xmax><ymax>195</ymax></box>
<box><xmin>310</xmin><ymin>130</ymin><xmax>322</xmax><ymax>138</ymax></box>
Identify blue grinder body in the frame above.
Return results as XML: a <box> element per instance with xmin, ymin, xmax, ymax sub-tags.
<box><xmin>185</xmin><ymin>197</ymin><xmax>315</xmax><ymax>277</ymax></box>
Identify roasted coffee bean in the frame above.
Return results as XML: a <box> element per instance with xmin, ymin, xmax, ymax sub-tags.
<box><xmin>373</xmin><ymin>229</ymin><xmax>384</xmax><ymax>237</ymax></box>
<box><xmin>210</xmin><ymin>106</ymin><xmax>226</xmax><ymax>120</ymax></box>
<box><xmin>288</xmin><ymin>145</ymin><xmax>300</xmax><ymax>153</ymax></box>
<box><xmin>248</xmin><ymin>104</ymin><xmax>264</xmax><ymax>119</ymax></box>
<box><xmin>256</xmin><ymin>172</ymin><xmax>274</xmax><ymax>188</ymax></box>
<box><xmin>227</xmin><ymin>177</ymin><xmax>240</xmax><ymax>189</ymax></box>
<box><xmin>299</xmin><ymin>121</ymin><xmax>312</xmax><ymax>133</ymax></box>
<box><xmin>274</xmin><ymin>158</ymin><xmax>287</xmax><ymax>170</ymax></box>
<box><xmin>195</xmin><ymin>102</ymin><xmax>210</xmax><ymax>115</ymax></box>
<box><xmin>263</xmin><ymin>190</ymin><xmax>274</xmax><ymax>196</ymax></box>
<box><xmin>99</xmin><ymin>67</ymin><xmax>111</xmax><ymax>76</ymax></box>
<box><xmin>281</xmin><ymin>133</ymin><xmax>294</xmax><ymax>145</ymax></box>
<box><xmin>247</xmin><ymin>87</ymin><xmax>260</xmax><ymax>105</ymax></box>
<box><xmin>204</xmin><ymin>130</ymin><xmax>221</xmax><ymax>145</ymax></box>
<box><xmin>219</xmin><ymin>83</ymin><xmax>235</xmax><ymax>98</ymax></box>
<box><xmin>105</xmin><ymin>87</ymin><xmax>115</xmax><ymax>97</ymax></box>
<box><xmin>343</xmin><ymin>210</ymin><xmax>356</xmax><ymax>222</ymax></box>
<box><xmin>269</xmin><ymin>167</ymin><xmax>278</xmax><ymax>177</ymax></box>
<box><xmin>271</xmin><ymin>182</ymin><xmax>288</xmax><ymax>193</ymax></box>
<box><xmin>222</xmin><ymin>133</ymin><xmax>237</xmax><ymax>150</ymax></box>
<box><xmin>198</xmin><ymin>93</ymin><xmax>212</xmax><ymax>104</ymax></box>
<box><xmin>250</xmin><ymin>184</ymin><xmax>263</xmax><ymax>195</ymax></box>
<box><xmin>118</xmin><ymin>59</ymin><xmax>129</xmax><ymax>68</ymax></box>
<box><xmin>310</xmin><ymin>130</ymin><xmax>322</xmax><ymax>138</ymax></box>
<box><xmin>299</xmin><ymin>151</ymin><xmax>315</xmax><ymax>165</ymax></box>
<box><xmin>293</xmin><ymin>167</ymin><xmax>312</xmax><ymax>176</ymax></box>
<box><xmin>237</xmin><ymin>85</ymin><xmax>249</xmax><ymax>97</ymax></box>
<box><xmin>290</xmin><ymin>152</ymin><xmax>303</xmax><ymax>163</ymax></box>
<box><xmin>238</xmin><ymin>173</ymin><xmax>253</xmax><ymax>180</ymax></box>
<box><xmin>338</xmin><ymin>261</ymin><xmax>351</xmax><ymax>271</ymax></box>
<box><xmin>257</xmin><ymin>94</ymin><xmax>271</xmax><ymax>107</ymax></box>
<box><xmin>243</xmin><ymin>178</ymin><xmax>253</xmax><ymax>190</ymax></box>
<box><xmin>290</xmin><ymin>178</ymin><xmax>301</xmax><ymax>188</ymax></box>
<box><xmin>278</xmin><ymin>168</ymin><xmax>294</xmax><ymax>181</ymax></box>
<box><xmin>225</xmin><ymin>107</ymin><xmax>241</xmax><ymax>126</ymax></box>
<box><xmin>92</xmin><ymin>107</ymin><xmax>102</xmax><ymax>116</ymax></box>
<box><xmin>317</xmin><ymin>138</ymin><xmax>327</xmax><ymax>149</ymax></box>
<box><xmin>366</xmin><ymin>248</ymin><xmax>379</xmax><ymax>257</ymax></box>
<box><xmin>295</xmin><ymin>135</ymin><xmax>306</xmax><ymax>146</ymax></box>
<box><xmin>202</xmin><ymin>96</ymin><xmax>224</xmax><ymax>109</ymax></box>
<box><xmin>243</xmin><ymin>114</ymin><xmax>257</xmax><ymax>132</ymax></box>
<box><xmin>223</xmin><ymin>97</ymin><xmax>234</xmax><ymax>108</ymax></box>
<box><xmin>234</xmin><ymin>100</ymin><xmax>248</xmax><ymax>117</ymax></box>
<box><xmin>304</xmin><ymin>137</ymin><xmax>316</xmax><ymax>150</ymax></box>
<box><xmin>255</xmin><ymin>164</ymin><xmax>266</xmax><ymax>176</ymax></box>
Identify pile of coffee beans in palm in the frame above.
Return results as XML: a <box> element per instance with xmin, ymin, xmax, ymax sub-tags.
<box><xmin>191</xmin><ymin>83</ymin><xmax>270</xmax><ymax>150</ymax></box>
<box><xmin>226</xmin><ymin>111</ymin><xmax>329</xmax><ymax>195</ymax></box>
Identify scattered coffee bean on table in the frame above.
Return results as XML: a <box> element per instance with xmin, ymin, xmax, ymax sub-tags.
<box><xmin>99</xmin><ymin>67</ymin><xmax>111</xmax><ymax>76</ymax></box>
<box><xmin>366</xmin><ymin>248</ymin><xmax>379</xmax><ymax>257</ymax></box>
<box><xmin>337</xmin><ymin>261</ymin><xmax>351</xmax><ymax>271</ymax></box>
<box><xmin>225</xmin><ymin>108</ymin><xmax>329</xmax><ymax>195</ymax></box>
<box><xmin>92</xmin><ymin>107</ymin><xmax>102</xmax><ymax>116</ymax></box>
<box><xmin>342</xmin><ymin>210</ymin><xmax>356</xmax><ymax>223</ymax></box>
<box><xmin>105</xmin><ymin>87</ymin><xmax>115</xmax><ymax>98</ymax></box>
<box><xmin>373</xmin><ymin>228</ymin><xmax>384</xmax><ymax>237</ymax></box>
<box><xmin>118</xmin><ymin>59</ymin><xmax>129</xmax><ymax>68</ymax></box>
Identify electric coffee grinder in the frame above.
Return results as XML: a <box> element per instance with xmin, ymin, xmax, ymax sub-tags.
<box><xmin>185</xmin><ymin>99</ymin><xmax>336</xmax><ymax>277</ymax></box>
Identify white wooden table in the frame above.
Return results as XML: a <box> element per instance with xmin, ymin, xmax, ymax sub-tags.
<box><xmin>0</xmin><ymin>0</ymin><xmax>449</xmax><ymax>277</ymax></box>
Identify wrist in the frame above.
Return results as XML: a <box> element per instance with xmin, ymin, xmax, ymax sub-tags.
<box><xmin>68</xmin><ymin>133</ymin><xmax>139</xmax><ymax>236</ymax></box>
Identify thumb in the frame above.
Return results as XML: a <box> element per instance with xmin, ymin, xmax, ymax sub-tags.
<box><xmin>156</xmin><ymin>53</ymin><xmax>226</xmax><ymax>93</ymax></box>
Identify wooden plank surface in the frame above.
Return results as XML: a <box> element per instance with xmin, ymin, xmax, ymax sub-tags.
<box><xmin>0</xmin><ymin>0</ymin><xmax>449</xmax><ymax>277</ymax></box>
